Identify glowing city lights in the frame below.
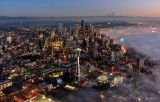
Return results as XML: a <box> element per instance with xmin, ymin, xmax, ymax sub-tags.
<box><xmin>120</xmin><ymin>37</ymin><xmax>125</xmax><ymax>42</ymax></box>
<box><xmin>121</xmin><ymin>45</ymin><xmax>126</xmax><ymax>53</ymax></box>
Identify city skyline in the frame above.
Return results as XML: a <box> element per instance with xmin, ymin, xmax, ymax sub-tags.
<box><xmin>0</xmin><ymin>0</ymin><xmax>160</xmax><ymax>17</ymax></box>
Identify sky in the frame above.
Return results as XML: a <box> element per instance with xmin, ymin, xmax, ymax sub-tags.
<box><xmin>0</xmin><ymin>0</ymin><xmax>160</xmax><ymax>17</ymax></box>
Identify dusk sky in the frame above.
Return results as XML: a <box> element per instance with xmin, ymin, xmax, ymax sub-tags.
<box><xmin>0</xmin><ymin>0</ymin><xmax>160</xmax><ymax>17</ymax></box>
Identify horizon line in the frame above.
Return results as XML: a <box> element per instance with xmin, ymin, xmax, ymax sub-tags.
<box><xmin>1</xmin><ymin>15</ymin><xmax>160</xmax><ymax>18</ymax></box>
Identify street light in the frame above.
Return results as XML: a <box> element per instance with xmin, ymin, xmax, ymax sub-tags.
<box><xmin>42</xmin><ymin>95</ymin><xmax>46</xmax><ymax>99</ymax></box>
<box><xmin>74</xmin><ymin>48</ymin><xmax>82</xmax><ymax>82</ymax></box>
<box><xmin>48</xmin><ymin>98</ymin><xmax>52</xmax><ymax>101</ymax></box>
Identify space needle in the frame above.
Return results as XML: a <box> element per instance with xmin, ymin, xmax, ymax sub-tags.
<box><xmin>74</xmin><ymin>48</ymin><xmax>82</xmax><ymax>82</ymax></box>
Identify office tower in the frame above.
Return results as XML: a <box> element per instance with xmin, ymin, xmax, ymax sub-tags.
<box><xmin>138</xmin><ymin>58</ymin><xmax>145</xmax><ymax>68</ymax></box>
<box><xmin>70</xmin><ymin>36</ymin><xmax>73</xmax><ymax>41</ymax></box>
<box><xmin>70</xmin><ymin>29</ymin><xmax>74</xmax><ymax>36</ymax></box>
<box><xmin>107</xmin><ymin>37</ymin><xmax>111</xmax><ymax>45</ymax></box>
<box><xmin>119</xmin><ymin>50</ymin><xmax>124</xmax><ymax>58</ymax></box>
<box><xmin>0</xmin><ymin>45</ymin><xmax>3</xmax><ymax>53</ymax></box>
<box><xmin>81</xmin><ymin>20</ymin><xmax>84</xmax><ymax>27</ymax></box>
<box><xmin>38</xmin><ymin>38</ymin><xmax>43</xmax><ymax>50</ymax></box>
<box><xmin>58</xmin><ymin>23</ymin><xmax>63</xmax><ymax>35</ymax></box>
<box><xmin>61</xmin><ymin>49</ymin><xmax>67</xmax><ymax>61</ymax></box>
<box><xmin>111</xmin><ymin>51</ymin><xmax>115</xmax><ymax>62</ymax></box>
<box><xmin>67</xmin><ymin>28</ymin><xmax>71</xmax><ymax>38</ymax></box>
<box><xmin>66</xmin><ymin>47</ymin><xmax>73</xmax><ymax>60</ymax></box>
<box><xmin>93</xmin><ymin>50</ymin><xmax>98</xmax><ymax>59</ymax></box>
<box><xmin>65</xmin><ymin>39</ymin><xmax>71</xmax><ymax>47</ymax></box>
<box><xmin>74</xmin><ymin>23</ymin><xmax>79</xmax><ymax>38</ymax></box>
<box><xmin>51</xmin><ymin>35</ymin><xmax>63</xmax><ymax>62</ymax></box>
<box><xmin>86</xmin><ymin>37</ymin><xmax>90</xmax><ymax>52</ymax></box>
<box><xmin>79</xmin><ymin>20</ymin><xmax>89</xmax><ymax>40</ymax></box>
<box><xmin>110</xmin><ymin>39</ymin><xmax>114</xmax><ymax>46</ymax></box>
<box><xmin>93</xmin><ymin>42</ymin><xmax>98</xmax><ymax>49</ymax></box>
<box><xmin>125</xmin><ymin>56</ymin><xmax>128</xmax><ymax>64</ymax></box>
<box><xmin>72</xmin><ymin>40</ymin><xmax>77</xmax><ymax>48</ymax></box>
<box><xmin>115</xmin><ymin>51</ymin><xmax>120</xmax><ymax>61</ymax></box>
<box><xmin>24</xmin><ymin>46</ymin><xmax>29</xmax><ymax>53</ymax></box>
<box><xmin>28</xmin><ymin>43</ymin><xmax>33</xmax><ymax>52</ymax></box>
<box><xmin>16</xmin><ymin>35</ymin><xmax>21</xmax><ymax>43</ymax></box>
<box><xmin>45</xmin><ymin>38</ymin><xmax>49</xmax><ymax>48</ymax></box>
<box><xmin>7</xmin><ymin>37</ymin><xmax>12</xmax><ymax>44</ymax></box>
<box><xmin>51</xmin><ymin>31</ymin><xmax>56</xmax><ymax>38</ymax></box>
<box><xmin>81</xmin><ymin>39</ymin><xmax>88</xmax><ymax>52</ymax></box>
<box><xmin>2</xmin><ymin>45</ymin><xmax>5</xmax><ymax>52</ymax></box>
<box><xmin>38</xmin><ymin>31</ymin><xmax>46</xmax><ymax>50</ymax></box>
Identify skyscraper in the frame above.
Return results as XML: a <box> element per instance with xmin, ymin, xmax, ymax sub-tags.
<box><xmin>58</xmin><ymin>23</ymin><xmax>63</xmax><ymax>35</ymax></box>
<box><xmin>111</xmin><ymin>51</ymin><xmax>115</xmax><ymax>62</ymax></box>
<box><xmin>81</xmin><ymin>20</ymin><xmax>84</xmax><ymax>27</ymax></box>
<box><xmin>138</xmin><ymin>58</ymin><xmax>145</xmax><ymax>68</ymax></box>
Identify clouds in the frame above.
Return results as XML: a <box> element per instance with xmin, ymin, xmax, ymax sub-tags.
<box><xmin>101</xmin><ymin>27</ymin><xmax>160</xmax><ymax>61</ymax></box>
<box><xmin>125</xmin><ymin>33</ymin><xmax>160</xmax><ymax>61</ymax></box>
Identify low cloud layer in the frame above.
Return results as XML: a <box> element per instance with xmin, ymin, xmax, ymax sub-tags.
<box><xmin>101</xmin><ymin>27</ymin><xmax>160</xmax><ymax>61</ymax></box>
